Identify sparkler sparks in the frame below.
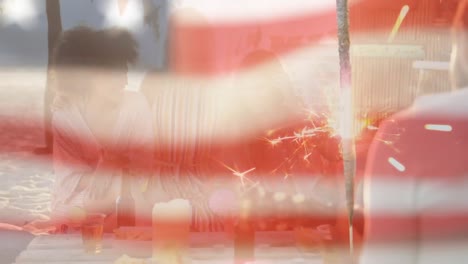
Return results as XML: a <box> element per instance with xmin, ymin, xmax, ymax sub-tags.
<box><xmin>220</xmin><ymin>86</ymin><xmax>392</xmax><ymax>207</ymax></box>
<box><xmin>283</xmin><ymin>171</ymin><xmax>293</xmax><ymax>180</ymax></box>
<box><xmin>261</xmin><ymin>107</ymin><xmax>340</xmax><ymax>177</ymax></box>
<box><xmin>303</xmin><ymin>153</ymin><xmax>312</xmax><ymax>161</ymax></box>
<box><xmin>374</xmin><ymin>134</ymin><xmax>401</xmax><ymax>153</ymax></box>
<box><xmin>218</xmin><ymin>161</ymin><xmax>257</xmax><ymax>190</ymax></box>
<box><xmin>369</xmin><ymin>116</ymin><xmax>403</xmax><ymax>153</ymax></box>
<box><xmin>232</xmin><ymin>167</ymin><xmax>256</xmax><ymax>187</ymax></box>
<box><xmin>266</xmin><ymin>137</ymin><xmax>282</xmax><ymax>147</ymax></box>
<box><xmin>266</xmin><ymin>126</ymin><xmax>330</xmax><ymax>146</ymax></box>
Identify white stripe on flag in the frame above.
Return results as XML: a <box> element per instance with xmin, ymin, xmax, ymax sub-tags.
<box><xmin>364</xmin><ymin>176</ymin><xmax>468</xmax><ymax>215</ymax></box>
<box><xmin>179</xmin><ymin>0</ymin><xmax>339</xmax><ymax>23</ymax></box>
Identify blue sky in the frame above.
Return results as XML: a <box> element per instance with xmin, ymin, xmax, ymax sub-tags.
<box><xmin>0</xmin><ymin>0</ymin><xmax>168</xmax><ymax>70</ymax></box>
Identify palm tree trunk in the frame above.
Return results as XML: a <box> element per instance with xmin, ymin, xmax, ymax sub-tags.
<box><xmin>143</xmin><ymin>0</ymin><xmax>170</xmax><ymax>68</ymax></box>
<box><xmin>43</xmin><ymin>0</ymin><xmax>62</xmax><ymax>151</ymax></box>
<box><xmin>336</xmin><ymin>0</ymin><xmax>356</xmax><ymax>257</ymax></box>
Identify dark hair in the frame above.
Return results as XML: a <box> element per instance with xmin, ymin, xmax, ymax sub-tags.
<box><xmin>52</xmin><ymin>26</ymin><xmax>138</xmax><ymax>98</ymax></box>
<box><xmin>53</xmin><ymin>26</ymin><xmax>138</xmax><ymax>70</ymax></box>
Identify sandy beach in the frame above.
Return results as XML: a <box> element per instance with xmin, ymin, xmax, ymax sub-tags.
<box><xmin>0</xmin><ymin>69</ymin><xmax>54</xmax><ymax>227</ymax></box>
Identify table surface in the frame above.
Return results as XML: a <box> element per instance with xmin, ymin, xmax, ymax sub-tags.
<box><xmin>14</xmin><ymin>231</ymin><xmax>323</xmax><ymax>264</ymax></box>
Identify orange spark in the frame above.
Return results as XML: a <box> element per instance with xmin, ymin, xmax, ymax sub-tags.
<box><xmin>219</xmin><ymin>162</ymin><xmax>256</xmax><ymax>188</ymax></box>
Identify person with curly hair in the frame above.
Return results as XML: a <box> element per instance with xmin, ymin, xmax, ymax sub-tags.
<box><xmin>50</xmin><ymin>26</ymin><xmax>159</xmax><ymax>229</ymax></box>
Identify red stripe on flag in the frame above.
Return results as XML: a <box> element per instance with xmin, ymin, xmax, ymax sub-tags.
<box><xmin>170</xmin><ymin>0</ymin><xmax>441</xmax><ymax>75</ymax></box>
<box><xmin>366</xmin><ymin>213</ymin><xmax>468</xmax><ymax>244</ymax></box>
<box><xmin>170</xmin><ymin>10</ymin><xmax>338</xmax><ymax>74</ymax></box>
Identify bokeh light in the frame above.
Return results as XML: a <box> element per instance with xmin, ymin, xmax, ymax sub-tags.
<box><xmin>102</xmin><ymin>0</ymin><xmax>142</xmax><ymax>29</ymax></box>
<box><xmin>1</xmin><ymin>0</ymin><xmax>38</xmax><ymax>29</ymax></box>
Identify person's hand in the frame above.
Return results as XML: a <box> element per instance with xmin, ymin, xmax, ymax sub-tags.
<box><xmin>83</xmin><ymin>196</ymin><xmax>115</xmax><ymax>216</ymax></box>
<box><xmin>83</xmin><ymin>171</ymin><xmax>118</xmax><ymax>215</ymax></box>
<box><xmin>23</xmin><ymin>219</ymin><xmax>57</xmax><ymax>235</ymax></box>
<box><xmin>83</xmin><ymin>147</ymin><xmax>131</xmax><ymax>207</ymax></box>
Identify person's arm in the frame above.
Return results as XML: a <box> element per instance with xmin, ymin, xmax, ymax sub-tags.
<box><xmin>126</xmin><ymin>94</ymin><xmax>155</xmax><ymax>184</ymax></box>
<box><xmin>51</xmin><ymin>112</ymin><xmax>95</xmax><ymax>207</ymax></box>
<box><xmin>141</xmin><ymin>68</ymin><xmax>301</xmax><ymax>145</ymax></box>
<box><xmin>53</xmin><ymin>110</ymin><xmax>122</xmax><ymax>216</ymax></box>
<box><xmin>360</xmin><ymin>118</ymin><xmax>418</xmax><ymax>264</ymax></box>
<box><xmin>119</xmin><ymin>93</ymin><xmax>168</xmax><ymax>225</ymax></box>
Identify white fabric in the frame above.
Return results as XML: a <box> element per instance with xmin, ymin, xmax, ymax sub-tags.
<box><xmin>145</xmin><ymin>77</ymin><xmax>224</xmax><ymax>231</ymax></box>
<box><xmin>147</xmin><ymin>77</ymin><xmax>216</xmax><ymax>197</ymax></box>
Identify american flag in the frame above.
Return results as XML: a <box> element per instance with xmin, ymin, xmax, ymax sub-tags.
<box><xmin>1</xmin><ymin>0</ymin><xmax>466</xmax><ymax>263</ymax></box>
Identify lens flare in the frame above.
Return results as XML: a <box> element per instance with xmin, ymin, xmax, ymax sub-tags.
<box><xmin>1</xmin><ymin>0</ymin><xmax>38</xmax><ymax>28</ymax></box>
<box><xmin>102</xmin><ymin>0</ymin><xmax>143</xmax><ymax>29</ymax></box>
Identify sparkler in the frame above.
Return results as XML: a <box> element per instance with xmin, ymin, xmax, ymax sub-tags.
<box><xmin>336</xmin><ymin>0</ymin><xmax>356</xmax><ymax>259</ymax></box>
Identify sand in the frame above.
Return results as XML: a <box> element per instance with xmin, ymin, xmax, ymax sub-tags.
<box><xmin>0</xmin><ymin>69</ymin><xmax>54</xmax><ymax>227</ymax></box>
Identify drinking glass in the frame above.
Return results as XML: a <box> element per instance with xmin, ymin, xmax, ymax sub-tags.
<box><xmin>81</xmin><ymin>213</ymin><xmax>106</xmax><ymax>254</ymax></box>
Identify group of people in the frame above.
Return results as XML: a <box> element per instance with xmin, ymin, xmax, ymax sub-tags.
<box><xmin>2</xmin><ymin>1</ymin><xmax>468</xmax><ymax>263</ymax></box>
<box><xmin>48</xmin><ymin>24</ymin><xmax>314</xmax><ymax>232</ymax></box>
<box><xmin>38</xmin><ymin>4</ymin><xmax>342</xmax><ymax>237</ymax></box>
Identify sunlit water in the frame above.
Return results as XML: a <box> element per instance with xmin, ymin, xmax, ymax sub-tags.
<box><xmin>0</xmin><ymin>69</ymin><xmax>53</xmax><ymax>226</ymax></box>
